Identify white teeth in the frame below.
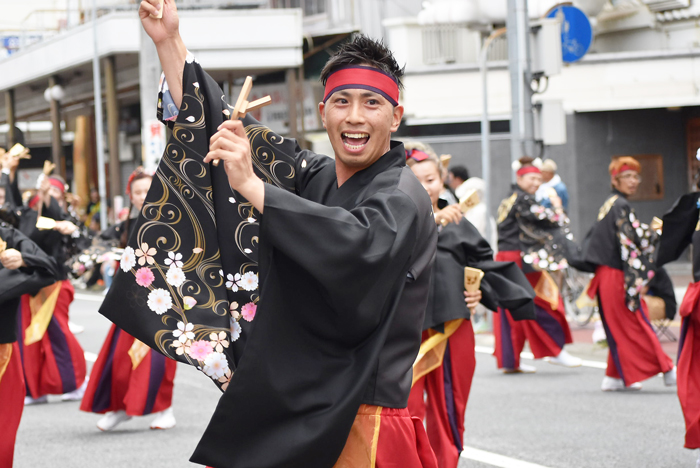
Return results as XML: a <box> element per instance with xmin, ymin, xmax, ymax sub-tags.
<box><xmin>342</xmin><ymin>133</ymin><xmax>369</xmax><ymax>139</ymax></box>
<box><xmin>345</xmin><ymin>143</ymin><xmax>366</xmax><ymax>150</ymax></box>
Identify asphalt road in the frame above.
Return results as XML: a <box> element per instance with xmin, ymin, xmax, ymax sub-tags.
<box><xmin>13</xmin><ymin>292</ymin><xmax>697</xmax><ymax>468</ymax></box>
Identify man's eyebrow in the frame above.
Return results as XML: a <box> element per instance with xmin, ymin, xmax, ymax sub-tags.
<box><xmin>334</xmin><ymin>90</ymin><xmax>385</xmax><ymax>99</ymax></box>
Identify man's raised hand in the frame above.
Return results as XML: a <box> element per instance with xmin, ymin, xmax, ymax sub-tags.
<box><xmin>204</xmin><ymin>120</ymin><xmax>265</xmax><ymax>212</ymax></box>
<box><xmin>139</xmin><ymin>0</ymin><xmax>180</xmax><ymax>45</ymax></box>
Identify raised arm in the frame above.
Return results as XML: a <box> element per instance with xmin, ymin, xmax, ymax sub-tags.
<box><xmin>139</xmin><ymin>0</ymin><xmax>187</xmax><ymax>109</ymax></box>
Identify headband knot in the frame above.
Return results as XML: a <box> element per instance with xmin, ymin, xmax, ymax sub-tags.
<box><xmin>324</xmin><ymin>66</ymin><xmax>400</xmax><ymax>106</ymax></box>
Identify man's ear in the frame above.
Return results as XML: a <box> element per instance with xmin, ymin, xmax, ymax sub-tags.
<box><xmin>318</xmin><ymin>102</ymin><xmax>326</xmax><ymax>129</ymax></box>
<box><xmin>390</xmin><ymin>105</ymin><xmax>404</xmax><ymax>133</ymax></box>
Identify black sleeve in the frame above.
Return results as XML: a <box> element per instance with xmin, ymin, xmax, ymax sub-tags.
<box><xmin>261</xmin><ymin>184</ymin><xmax>421</xmax><ymax>335</ymax></box>
<box><xmin>0</xmin><ymin>225</ymin><xmax>60</xmax><ymax>303</ymax></box>
<box><xmin>656</xmin><ymin>193</ymin><xmax>700</xmax><ymax>267</ymax></box>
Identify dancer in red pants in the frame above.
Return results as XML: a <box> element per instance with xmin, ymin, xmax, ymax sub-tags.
<box><xmin>407</xmin><ymin>147</ymin><xmax>535</xmax><ymax>467</ymax></box>
<box><xmin>656</xmin><ymin>189</ymin><xmax>700</xmax><ymax>465</ymax></box>
<box><xmin>81</xmin><ymin>168</ymin><xmax>177</xmax><ymax>431</ymax></box>
<box><xmin>494</xmin><ymin>157</ymin><xmax>581</xmax><ymax>373</ymax></box>
<box><xmin>581</xmin><ymin>157</ymin><xmax>674</xmax><ymax>391</ymax></box>
<box><xmin>0</xmin><ymin>220</ymin><xmax>59</xmax><ymax>467</ymax></box>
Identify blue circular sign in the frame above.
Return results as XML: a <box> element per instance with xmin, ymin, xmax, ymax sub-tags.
<box><xmin>546</xmin><ymin>5</ymin><xmax>593</xmax><ymax>63</ymax></box>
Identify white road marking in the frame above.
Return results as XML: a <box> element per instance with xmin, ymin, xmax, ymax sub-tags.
<box><xmin>84</xmin><ymin>351</ymin><xmax>98</xmax><ymax>363</ymax></box>
<box><xmin>474</xmin><ymin>345</ymin><xmax>607</xmax><ymax>369</ymax></box>
<box><xmin>461</xmin><ymin>447</ymin><xmax>553</xmax><ymax>468</ymax></box>
<box><xmin>74</xmin><ymin>293</ymin><xmax>105</xmax><ymax>303</ymax></box>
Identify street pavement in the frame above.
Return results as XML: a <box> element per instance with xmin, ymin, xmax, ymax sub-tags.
<box><xmin>13</xmin><ymin>287</ymin><xmax>697</xmax><ymax>468</ymax></box>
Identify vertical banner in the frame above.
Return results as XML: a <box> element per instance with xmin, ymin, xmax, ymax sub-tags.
<box><xmin>142</xmin><ymin>119</ymin><xmax>166</xmax><ymax>172</ymax></box>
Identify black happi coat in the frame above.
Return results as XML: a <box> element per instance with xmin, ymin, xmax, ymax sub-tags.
<box><xmin>0</xmin><ymin>222</ymin><xmax>61</xmax><ymax>344</ymax></box>
<box><xmin>100</xmin><ymin>59</ymin><xmax>436</xmax><ymax>468</ymax></box>
<box><xmin>581</xmin><ymin>189</ymin><xmax>657</xmax><ymax>311</ymax></box>
<box><xmin>657</xmin><ymin>192</ymin><xmax>700</xmax><ymax>280</ymax></box>
<box><xmin>496</xmin><ymin>185</ymin><xmax>575</xmax><ymax>273</ymax></box>
<box><xmin>426</xmin><ymin>220</ymin><xmax>536</xmax><ymax>330</ymax></box>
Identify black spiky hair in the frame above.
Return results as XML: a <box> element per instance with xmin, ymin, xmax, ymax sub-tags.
<box><xmin>320</xmin><ymin>34</ymin><xmax>405</xmax><ymax>91</ymax></box>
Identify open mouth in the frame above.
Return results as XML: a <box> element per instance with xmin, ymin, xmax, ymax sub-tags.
<box><xmin>341</xmin><ymin>132</ymin><xmax>370</xmax><ymax>152</ymax></box>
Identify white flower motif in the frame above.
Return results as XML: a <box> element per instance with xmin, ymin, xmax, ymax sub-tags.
<box><xmin>538</xmin><ymin>260</ymin><xmax>549</xmax><ymax>270</ymax></box>
<box><xmin>230</xmin><ymin>319</ymin><xmax>242</xmax><ymax>341</ymax></box>
<box><xmin>147</xmin><ymin>288</ymin><xmax>173</xmax><ymax>315</ymax></box>
<box><xmin>203</xmin><ymin>352</ymin><xmax>229</xmax><ymax>379</ymax></box>
<box><xmin>120</xmin><ymin>246</ymin><xmax>136</xmax><ymax>272</ymax></box>
<box><xmin>225</xmin><ymin>273</ymin><xmax>239</xmax><ymax>292</ymax></box>
<box><xmin>244</xmin><ymin>248</ymin><xmax>253</xmax><ymax>254</ymax></box>
<box><xmin>247</xmin><ymin>217</ymin><xmax>256</xmax><ymax>223</ymax></box>
<box><xmin>636</xmin><ymin>228</ymin><xmax>644</xmax><ymax>238</ymax></box>
<box><xmin>193</xmin><ymin>81</ymin><xmax>200</xmax><ymax>88</ymax></box>
<box><xmin>621</xmin><ymin>246</ymin><xmax>629</xmax><ymax>261</ymax></box>
<box><xmin>632</xmin><ymin>258</ymin><xmax>642</xmax><ymax>270</ymax></box>
<box><xmin>186</xmin><ymin>116</ymin><xmax>195</xmax><ymax>122</ymax></box>
<box><xmin>173</xmin><ymin>321</ymin><xmax>195</xmax><ymax>343</ymax></box>
<box><xmin>164</xmin><ymin>251</ymin><xmax>184</xmax><ymax>268</ymax></box>
<box><xmin>627</xmin><ymin>287</ymin><xmax>637</xmax><ymax>297</ymax></box>
<box><xmin>166</xmin><ymin>266</ymin><xmax>186</xmax><ymax>287</ymax></box>
<box><xmin>538</xmin><ymin>249</ymin><xmax>548</xmax><ymax>259</ymax></box>
<box><xmin>523</xmin><ymin>254</ymin><xmax>533</xmax><ymax>264</ymax></box>
<box><xmin>229</xmin><ymin>197</ymin><xmax>236</xmax><ymax>204</ymax></box>
<box><xmin>240</xmin><ymin>271</ymin><xmax>258</xmax><ymax>291</ymax></box>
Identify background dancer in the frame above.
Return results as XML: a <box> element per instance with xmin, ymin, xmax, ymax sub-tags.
<box><xmin>406</xmin><ymin>148</ymin><xmax>535</xmax><ymax>468</ymax></box>
<box><xmin>654</xmin><ymin>184</ymin><xmax>700</xmax><ymax>466</ymax></box>
<box><xmin>494</xmin><ymin>156</ymin><xmax>581</xmax><ymax>373</ymax></box>
<box><xmin>16</xmin><ymin>175</ymin><xmax>90</xmax><ymax>404</ymax></box>
<box><xmin>80</xmin><ymin>167</ymin><xmax>177</xmax><ymax>431</ymax></box>
<box><xmin>580</xmin><ymin>156</ymin><xmax>675</xmax><ymax>391</ymax></box>
<box><xmin>0</xmin><ymin>216</ymin><xmax>59</xmax><ymax>466</ymax></box>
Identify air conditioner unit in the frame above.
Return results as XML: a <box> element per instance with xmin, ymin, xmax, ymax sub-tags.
<box><xmin>640</xmin><ymin>0</ymin><xmax>690</xmax><ymax>12</ymax></box>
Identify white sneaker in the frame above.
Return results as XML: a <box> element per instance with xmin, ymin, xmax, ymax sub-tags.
<box><xmin>663</xmin><ymin>367</ymin><xmax>677</xmax><ymax>387</ymax></box>
<box><xmin>149</xmin><ymin>407</ymin><xmax>176</xmax><ymax>430</ymax></box>
<box><xmin>545</xmin><ymin>350</ymin><xmax>583</xmax><ymax>368</ymax></box>
<box><xmin>503</xmin><ymin>363</ymin><xmax>537</xmax><ymax>374</ymax></box>
<box><xmin>24</xmin><ymin>395</ymin><xmax>48</xmax><ymax>405</ymax></box>
<box><xmin>62</xmin><ymin>377</ymin><xmax>88</xmax><ymax>401</ymax></box>
<box><xmin>97</xmin><ymin>410</ymin><xmax>132</xmax><ymax>431</ymax></box>
<box><xmin>68</xmin><ymin>321</ymin><xmax>85</xmax><ymax>335</ymax></box>
<box><xmin>601</xmin><ymin>376</ymin><xmax>642</xmax><ymax>392</ymax></box>
<box><xmin>592</xmin><ymin>321</ymin><xmax>607</xmax><ymax>344</ymax></box>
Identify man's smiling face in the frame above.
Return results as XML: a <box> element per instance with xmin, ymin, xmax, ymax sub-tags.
<box><xmin>319</xmin><ymin>87</ymin><xmax>403</xmax><ymax>184</ymax></box>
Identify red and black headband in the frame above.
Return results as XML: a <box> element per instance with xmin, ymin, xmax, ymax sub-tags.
<box><xmin>516</xmin><ymin>166</ymin><xmax>541</xmax><ymax>177</ymax></box>
<box><xmin>324</xmin><ymin>66</ymin><xmax>400</xmax><ymax>106</ymax></box>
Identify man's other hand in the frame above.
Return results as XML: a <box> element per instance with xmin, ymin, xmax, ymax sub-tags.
<box><xmin>0</xmin><ymin>248</ymin><xmax>25</xmax><ymax>270</ymax></box>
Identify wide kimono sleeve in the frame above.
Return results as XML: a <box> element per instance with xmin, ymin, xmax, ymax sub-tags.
<box><xmin>260</xmin><ymin>183</ymin><xmax>423</xmax><ymax>337</ymax></box>
<box><xmin>0</xmin><ymin>225</ymin><xmax>60</xmax><ymax>303</ymax></box>
<box><xmin>656</xmin><ymin>192</ymin><xmax>700</xmax><ymax>267</ymax></box>
<box><xmin>514</xmin><ymin>193</ymin><xmax>576</xmax><ymax>272</ymax></box>
<box><xmin>100</xmin><ymin>56</ymin><xmax>301</xmax><ymax>390</ymax></box>
<box><xmin>427</xmin><ymin>221</ymin><xmax>535</xmax><ymax>329</ymax></box>
<box><xmin>614</xmin><ymin>202</ymin><xmax>657</xmax><ymax>311</ymax></box>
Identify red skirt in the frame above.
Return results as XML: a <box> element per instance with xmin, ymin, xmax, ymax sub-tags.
<box><xmin>80</xmin><ymin>323</ymin><xmax>176</xmax><ymax>416</ymax></box>
<box><xmin>408</xmin><ymin>320</ymin><xmax>476</xmax><ymax>468</ymax></box>
<box><xmin>18</xmin><ymin>280</ymin><xmax>86</xmax><ymax>398</ymax></box>
<box><xmin>492</xmin><ymin>251</ymin><xmax>572</xmax><ymax>369</ymax></box>
<box><xmin>590</xmin><ymin>266</ymin><xmax>673</xmax><ymax>385</ymax></box>
<box><xmin>0</xmin><ymin>342</ymin><xmax>25</xmax><ymax>468</ymax></box>
<box><xmin>677</xmin><ymin>281</ymin><xmax>700</xmax><ymax>449</ymax></box>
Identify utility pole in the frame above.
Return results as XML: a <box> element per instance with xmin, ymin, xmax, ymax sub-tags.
<box><xmin>506</xmin><ymin>0</ymin><xmax>536</xmax><ymax>170</ymax></box>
